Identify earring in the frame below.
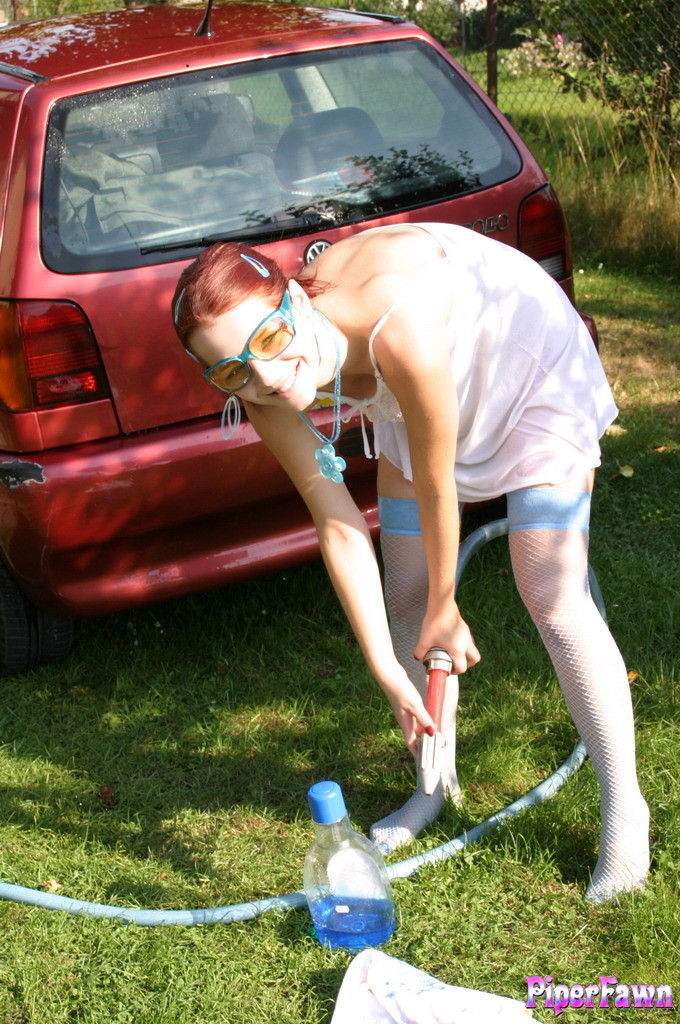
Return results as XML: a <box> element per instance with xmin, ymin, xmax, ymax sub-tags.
<box><xmin>221</xmin><ymin>395</ymin><xmax>241</xmax><ymax>440</ymax></box>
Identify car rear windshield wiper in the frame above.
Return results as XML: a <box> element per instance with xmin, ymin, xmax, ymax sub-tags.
<box><xmin>140</xmin><ymin>216</ymin><xmax>332</xmax><ymax>256</ymax></box>
<box><xmin>141</xmin><ymin>236</ymin><xmax>219</xmax><ymax>255</ymax></box>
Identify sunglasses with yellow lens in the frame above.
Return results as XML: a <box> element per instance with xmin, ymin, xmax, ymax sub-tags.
<box><xmin>203</xmin><ymin>290</ymin><xmax>296</xmax><ymax>394</ymax></box>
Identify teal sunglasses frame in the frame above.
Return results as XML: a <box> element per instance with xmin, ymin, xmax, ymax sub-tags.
<box><xmin>203</xmin><ymin>290</ymin><xmax>296</xmax><ymax>394</ymax></box>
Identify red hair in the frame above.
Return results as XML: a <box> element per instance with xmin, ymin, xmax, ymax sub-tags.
<box><xmin>171</xmin><ymin>242</ymin><xmax>327</xmax><ymax>350</ymax></box>
<box><xmin>172</xmin><ymin>243</ymin><xmax>287</xmax><ymax>350</ymax></box>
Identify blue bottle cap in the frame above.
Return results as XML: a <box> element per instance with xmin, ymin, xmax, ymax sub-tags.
<box><xmin>308</xmin><ymin>780</ymin><xmax>347</xmax><ymax>824</ymax></box>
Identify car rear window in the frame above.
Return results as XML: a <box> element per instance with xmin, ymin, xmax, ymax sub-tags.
<box><xmin>42</xmin><ymin>39</ymin><xmax>521</xmax><ymax>273</ymax></box>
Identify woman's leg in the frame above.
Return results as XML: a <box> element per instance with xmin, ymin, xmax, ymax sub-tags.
<box><xmin>507</xmin><ymin>484</ymin><xmax>649</xmax><ymax>902</ymax></box>
<box><xmin>370</xmin><ymin>494</ymin><xmax>462</xmax><ymax>854</ymax></box>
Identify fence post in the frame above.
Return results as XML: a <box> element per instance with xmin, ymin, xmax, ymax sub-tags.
<box><xmin>485</xmin><ymin>0</ymin><xmax>498</xmax><ymax>103</ymax></box>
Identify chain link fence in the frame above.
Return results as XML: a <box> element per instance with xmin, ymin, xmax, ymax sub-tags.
<box><xmin>456</xmin><ymin>0</ymin><xmax>678</xmax><ymax>143</ymax></box>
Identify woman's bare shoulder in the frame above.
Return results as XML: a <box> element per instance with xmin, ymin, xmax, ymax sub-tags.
<box><xmin>306</xmin><ymin>226</ymin><xmax>446</xmax><ymax>335</ymax></box>
<box><xmin>304</xmin><ymin>224</ymin><xmax>442</xmax><ymax>284</ymax></box>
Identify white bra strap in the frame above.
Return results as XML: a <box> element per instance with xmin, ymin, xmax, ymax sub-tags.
<box><xmin>368</xmin><ymin>299</ymin><xmax>403</xmax><ymax>372</ymax></box>
<box><xmin>367</xmin><ymin>255</ymin><xmax>451</xmax><ymax>369</ymax></box>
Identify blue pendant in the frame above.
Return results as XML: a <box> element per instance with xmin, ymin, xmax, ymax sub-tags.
<box><xmin>315</xmin><ymin>443</ymin><xmax>346</xmax><ymax>484</ymax></box>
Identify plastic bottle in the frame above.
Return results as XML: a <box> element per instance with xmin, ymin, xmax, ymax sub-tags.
<box><xmin>303</xmin><ymin>780</ymin><xmax>396</xmax><ymax>950</ymax></box>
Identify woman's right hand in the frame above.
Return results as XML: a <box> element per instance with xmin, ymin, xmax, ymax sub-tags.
<box><xmin>414</xmin><ymin>602</ymin><xmax>481</xmax><ymax>677</ymax></box>
<box><xmin>377</xmin><ymin>666</ymin><xmax>436</xmax><ymax>757</ymax></box>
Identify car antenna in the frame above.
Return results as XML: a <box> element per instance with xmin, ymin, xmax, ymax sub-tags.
<box><xmin>195</xmin><ymin>0</ymin><xmax>215</xmax><ymax>37</ymax></box>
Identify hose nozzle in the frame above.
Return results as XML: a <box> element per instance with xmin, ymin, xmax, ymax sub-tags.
<box><xmin>417</xmin><ymin>647</ymin><xmax>454</xmax><ymax>795</ymax></box>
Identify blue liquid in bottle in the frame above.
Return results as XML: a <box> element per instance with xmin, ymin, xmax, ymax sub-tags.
<box><xmin>310</xmin><ymin>894</ymin><xmax>396</xmax><ymax>951</ymax></box>
<box><xmin>304</xmin><ymin>781</ymin><xmax>396</xmax><ymax>952</ymax></box>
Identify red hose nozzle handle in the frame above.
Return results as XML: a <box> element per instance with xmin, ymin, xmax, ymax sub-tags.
<box><xmin>422</xmin><ymin>647</ymin><xmax>453</xmax><ymax>730</ymax></box>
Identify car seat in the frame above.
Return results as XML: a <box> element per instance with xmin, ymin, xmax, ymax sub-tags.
<box><xmin>274</xmin><ymin>107</ymin><xmax>384</xmax><ymax>187</ymax></box>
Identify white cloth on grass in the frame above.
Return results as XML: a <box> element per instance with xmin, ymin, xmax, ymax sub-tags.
<box><xmin>331</xmin><ymin>948</ymin><xmax>532</xmax><ymax>1024</ymax></box>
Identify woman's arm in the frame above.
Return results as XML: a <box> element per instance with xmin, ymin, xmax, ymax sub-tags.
<box><xmin>371</xmin><ymin>295</ymin><xmax>481</xmax><ymax>676</ymax></box>
<box><xmin>243</xmin><ymin>401</ymin><xmax>436</xmax><ymax>753</ymax></box>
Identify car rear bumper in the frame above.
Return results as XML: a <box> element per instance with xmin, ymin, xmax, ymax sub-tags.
<box><xmin>0</xmin><ymin>412</ymin><xmax>378</xmax><ymax>617</ymax></box>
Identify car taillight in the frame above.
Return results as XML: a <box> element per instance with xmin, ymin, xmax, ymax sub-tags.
<box><xmin>0</xmin><ymin>300</ymin><xmax>109</xmax><ymax>412</ymax></box>
<box><xmin>518</xmin><ymin>185</ymin><xmax>572</xmax><ymax>282</ymax></box>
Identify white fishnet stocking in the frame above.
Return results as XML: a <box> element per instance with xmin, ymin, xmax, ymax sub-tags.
<box><xmin>370</xmin><ymin>531</ymin><xmax>462</xmax><ymax>854</ymax></box>
<box><xmin>509</xmin><ymin>526</ymin><xmax>649</xmax><ymax>902</ymax></box>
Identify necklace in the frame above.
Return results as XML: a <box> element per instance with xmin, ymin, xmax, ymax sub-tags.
<box><xmin>297</xmin><ymin>311</ymin><xmax>346</xmax><ymax>484</ymax></box>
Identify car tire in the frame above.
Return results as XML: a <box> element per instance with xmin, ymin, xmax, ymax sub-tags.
<box><xmin>0</xmin><ymin>562</ymin><xmax>73</xmax><ymax>675</ymax></box>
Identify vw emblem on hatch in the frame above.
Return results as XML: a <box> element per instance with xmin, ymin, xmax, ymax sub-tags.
<box><xmin>304</xmin><ymin>239</ymin><xmax>332</xmax><ymax>263</ymax></box>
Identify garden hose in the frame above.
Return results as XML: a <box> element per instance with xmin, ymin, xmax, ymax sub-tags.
<box><xmin>0</xmin><ymin>518</ymin><xmax>600</xmax><ymax>926</ymax></box>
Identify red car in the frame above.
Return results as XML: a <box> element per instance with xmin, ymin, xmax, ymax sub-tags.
<box><xmin>0</xmin><ymin>1</ymin><xmax>588</xmax><ymax>674</ymax></box>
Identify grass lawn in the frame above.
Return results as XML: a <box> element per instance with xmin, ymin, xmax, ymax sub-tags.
<box><xmin>0</xmin><ymin>268</ymin><xmax>677</xmax><ymax>1021</ymax></box>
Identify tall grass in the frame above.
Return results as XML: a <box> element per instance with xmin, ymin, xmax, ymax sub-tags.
<box><xmin>533</xmin><ymin>112</ymin><xmax>679</xmax><ymax>279</ymax></box>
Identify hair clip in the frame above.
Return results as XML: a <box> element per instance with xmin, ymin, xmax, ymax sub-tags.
<box><xmin>173</xmin><ymin>287</ymin><xmax>186</xmax><ymax>327</ymax></box>
<box><xmin>240</xmin><ymin>253</ymin><xmax>270</xmax><ymax>278</ymax></box>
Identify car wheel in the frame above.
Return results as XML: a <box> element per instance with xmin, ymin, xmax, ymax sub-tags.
<box><xmin>0</xmin><ymin>562</ymin><xmax>73</xmax><ymax>675</ymax></box>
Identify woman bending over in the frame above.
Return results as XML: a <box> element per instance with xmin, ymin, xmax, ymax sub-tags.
<box><xmin>172</xmin><ymin>223</ymin><xmax>649</xmax><ymax>903</ymax></box>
